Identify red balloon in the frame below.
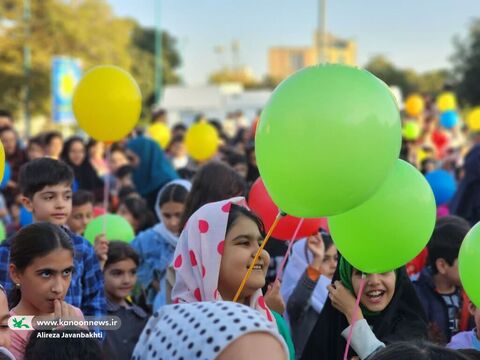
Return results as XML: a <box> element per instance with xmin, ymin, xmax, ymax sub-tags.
<box><xmin>248</xmin><ymin>178</ymin><xmax>323</xmax><ymax>241</ymax></box>
<box><xmin>432</xmin><ymin>130</ymin><xmax>449</xmax><ymax>150</ymax></box>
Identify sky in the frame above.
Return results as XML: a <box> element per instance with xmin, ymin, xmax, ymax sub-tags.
<box><xmin>107</xmin><ymin>0</ymin><xmax>480</xmax><ymax>85</ymax></box>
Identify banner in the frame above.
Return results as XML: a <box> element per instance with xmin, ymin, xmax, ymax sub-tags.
<box><xmin>52</xmin><ymin>57</ymin><xmax>82</xmax><ymax>124</ymax></box>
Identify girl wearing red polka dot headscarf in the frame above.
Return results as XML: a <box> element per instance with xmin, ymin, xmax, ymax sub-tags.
<box><xmin>171</xmin><ymin>197</ymin><xmax>295</xmax><ymax>359</ymax></box>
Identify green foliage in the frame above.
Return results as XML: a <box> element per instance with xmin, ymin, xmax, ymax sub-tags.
<box><xmin>452</xmin><ymin>18</ymin><xmax>480</xmax><ymax>106</ymax></box>
<box><xmin>365</xmin><ymin>55</ymin><xmax>448</xmax><ymax>97</ymax></box>
<box><xmin>0</xmin><ymin>0</ymin><xmax>181</xmax><ymax>117</ymax></box>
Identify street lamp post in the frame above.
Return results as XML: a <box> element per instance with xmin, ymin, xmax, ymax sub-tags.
<box><xmin>154</xmin><ymin>0</ymin><xmax>162</xmax><ymax>105</ymax></box>
<box><xmin>23</xmin><ymin>0</ymin><xmax>31</xmax><ymax>137</ymax></box>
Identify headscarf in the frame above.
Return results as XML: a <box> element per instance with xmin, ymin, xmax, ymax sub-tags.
<box><xmin>152</xmin><ymin>179</ymin><xmax>192</xmax><ymax>249</ymax></box>
<box><xmin>450</xmin><ymin>143</ymin><xmax>480</xmax><ymax>225</ymax></box>
<box><xmin>61</xmin><ymin>137</ymin><xmax>104</xmax><ymax>199</ymax></box>
<box><xmin>132</xmin><ymin>301</ymin><xmax>288</xmax><ymax>360</ymax></box>
<box><xmin>171</xmin><ymin>197</ymin><xmax>276</xmax><ymax>323</ymax></box>
<box><xmin>126</xmin><ymin>135</ymin><xmax>178</xmax><ymax>196</ymax></box>
<box><xmin>301</xmin><ymin>256</ymin><xmax>428</xmax><ymax>360</ymax></box>
<box><xmin>281</xmin><ymin>238</ymin><xmax>331</xmax><ymax>314</ymax></box>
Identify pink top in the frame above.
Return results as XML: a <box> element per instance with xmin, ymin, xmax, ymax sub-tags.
<box><xmin>8</xmin><ymin>307</ymin><xmax>84</xmax><ymax>360</ymax></box>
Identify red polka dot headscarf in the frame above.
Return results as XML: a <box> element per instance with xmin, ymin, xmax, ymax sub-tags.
<box><xmin>171</xmin><ymin>197</ymin><xmax>275</xmax><ymax>322</ymax></box>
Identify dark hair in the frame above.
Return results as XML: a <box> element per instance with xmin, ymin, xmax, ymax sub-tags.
<box><xmin>24</xmin><ymin>328</ymin><xmax>102</xmax><ymax>360</ymax></box>
<box><xmin>72</xmin><ymin>190</ymin><xmax>94</xmax><ymax>207</ymax></box>
<box><xmin>61</xmin><ymin>136</ymin><xmax>85</xmax><ymax>164</ymax></box>
<box><xmin>19</xmin><ymin>158</ymin><xmax>74</xmax><ymax>199</ymax></box>
<box><xmin>0</xmin><ymin>126</ymin><xmax>16</xmax><ymax>137</ymax></box>
<box><xmin>115</xmin><ymin>165</ymin><xmax>134</xmax><ymax>179</ymax></box>
<box><xmin>172</xmin><ymin>123</ymin><xmax>187</xmax><ymax>132</ymax></box>
<box><xmin>158</xmin><ymin>183</ymin><xmax>189</xmax><ymax>207</ymax></box>
<box><xmin>180</xmin><ymin>161</ymin><xmax>246</xmax><ymax>230</ymax></box>
<box><xmin>9</xmin><ymin>222</ymin><xmax>74</xmax><ymax>308</ymax></box>
<box><xmin>226</xmin><ymin>204</ymin><xmax>265</xmax><ymax>237</ymax></box>
<box><xmin>457</xmin><ymin>349</ymin><xmax>480</xmax><ymax>360</ymax></box>
<box><xmin>119</xmin><ymin>196</ymin><xmax>155</xmax><ymax>232</ymax></box>
<box><xmin>43</xmin><ymin>131</ymin><xmax>63</xmax><ymax>146</ymax></box>
<box><xmin>428</xmin><ymin>216</ymin><xmax>470</xmax><ymax>274</ymax></box>
<box><xmin>168</xmin><ymin>134</ymin><xmax>184</xmax><ymax>147</ymax></box>
<box><xmin>27</xmin><ymin>135</ymin><xmax>44</xmax><ymax>148</ymax></box>
<box><xmin>118</xmin><ymin>186</ymin><xmax>139</xmax><ymax>202</ymax></box>
<box><xmin>227</xmin><ymin>152</ymin><xmax>247</xmax><ymax>167</ymax></box>
<box><xmin>0</xmin><ymin>110</ymin><xmax>12</xmax><ymax>120</ymax></box>
<box><xmin>370</xmin><ymin>340</ymin><xmax>472</xmax><ymax>360</ymax></box>
<box><xmin>104</xmin><ymin>241</ymin><xmax>139</xmax><ymax>270</ymax></box>
<box><xmin>152</xmin><ymin>108</ymin><xmax>167</xmax><ymax>123</ymax></box>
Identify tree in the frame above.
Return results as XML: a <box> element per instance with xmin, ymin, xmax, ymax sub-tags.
<box><xmin>365</xmin><ymin>55</ymin><xmax>448</xmax><ymax>97</ymax></box>
<box><xmin>451</xmin><ymin>18</ymin><xmax>480</xmax><ymax>106</ymax></box>
<box><xmin>0</xmin><ymin>0</ymin><xmax>181</xmax><ymax>117</ymax></box>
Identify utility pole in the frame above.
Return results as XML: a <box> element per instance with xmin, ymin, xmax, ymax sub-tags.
<box><xmin>318</xmin><ymin>0</ymin><xmax>327</xmax><ymax>64</ymax></box>
<box><xmin>23</xmin><ymin>0</ymin><xmax>31</xmax><ymax>137</ymax></box>
<box><xmin>154</xmin><ymin>0</ymin><xmax>162</xmax><ymax>104</ymax></box>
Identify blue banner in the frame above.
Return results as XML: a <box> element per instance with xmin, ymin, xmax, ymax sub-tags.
<box><xmin>52</xmin><ymin>57</ymin><xmax>82</xmax><ymax>124</ymax></box>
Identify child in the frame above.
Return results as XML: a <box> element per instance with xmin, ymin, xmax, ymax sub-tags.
<box><xmin>132</xmin><ymin>301</ymin><xmax>289</xmax><ymax>360</ymax></box>
<box><xmin>448</xmin><ymin>301</ymin><xmax>480</xmax><ymax>351</ymax></box>
<box><xmin>131</xmin><ymin>180</ymin><xmax>190</xmax><ymax>311</ymax></box>
<box><xmin>24</xmin><ymin>329</ymin><xmax>102</xmax><ymax>360</ymax></box>
<box><xmin>43</xmin><ymin>131</ymin><xmax>63</xmax><ymax>160</ymax></box>
<box><xmin>117</xmin><ymin>196</ymin><xmax>155</xmax><ymax>234</ymax></box>
<box><xmin>301</xmin><ymin>256</ymin><xmax>428</xmax><ymax>360</ymax></box>
<box><xmin>414</xmin><ymin>215</ymin><xmax>471</xmax><ymax>344</ymax></box>
<box><xmin>8</xmin><ymin>222</ymin><xmax>84</xmax><ymax>359</ymax></box>
<box><xmin>172</xmin><ymin>197</ymin><xmax>295</xmax><ymax>359</ymax></box>
<box><xmin>67</xmin><ymin>190</ymin><xmax>94</xmax><ymax>236</ymax></box>
<box><xmin>102</xmin><ymin>241</ymin><xmax>147</xmax><ymax>360</ymax></box>
<box><xmin>281</xmin><ymin>231</ymin><xmax>338</xmax><ymax>358</ymax></box>
<box><xmin>26</xmin><ymin>136</ymin><xmax>44</xmax><ymax>161</ymax></box>
<box><xmin>370</xmin><ymin>340</ymin><xmax>475</xmax><ymax>360</ymax></box>
<box><xmin>0</xmin><ymin>158</ymin><xmax>106</xmax><ymax>318</ymax></box>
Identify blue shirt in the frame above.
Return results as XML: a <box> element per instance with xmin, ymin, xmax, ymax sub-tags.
<box><xmin>0</xmin><ymin>227</ymin><xmax>106</xmax><ymax>318</ymax></box>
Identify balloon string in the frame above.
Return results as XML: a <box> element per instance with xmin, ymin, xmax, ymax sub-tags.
<box><xmin>275</xmin><ymin>217</ymin><xmax>304</xmax><ymax>282</ymax></box>
<box><xmin>343</xmin><ymin>273</ymin><xmax>367</xmax><ymax>360</ymax></box>
<box><xmin>233</xmin><ymin>211</ymin><xmax>284</xmax><ymax>303</ymax></box>
<box><xmin>102</xmin><ymin>145</ymin><xmax>111</xmax><ymax>235</ymax></box>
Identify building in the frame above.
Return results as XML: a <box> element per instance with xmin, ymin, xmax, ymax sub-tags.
<box><xmin>268</xmin><ymin>32</ymin><xmax>357</xmax><ymax>80</ymax></box>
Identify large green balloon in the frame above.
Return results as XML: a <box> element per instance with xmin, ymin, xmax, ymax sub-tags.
<box><xmin>84</xmin><ymin>214</ymin><xmax>135</xmax><ymax>245</ymax></box>
<box><xmin>329</xmin><ymin>160</ymin><xmax>436</xmax><ymax>273</ymax></box>
<box><xmin>256</xmin><ymin>64</ymin><xmax>401</xmax><ymax>217</ymax></box>
<box><xmin>459</xmin><ymin>223</ymin><xmax>480</xmax><ymax>308</ymax></box>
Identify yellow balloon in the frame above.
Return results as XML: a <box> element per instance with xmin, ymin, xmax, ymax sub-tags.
<box><xmin>405</xmin><ymin>94</ymin><xmax>424</xmax><ymax>116</ymax></box>
<box><xmin>73</xmin><ymin>65</ymin><xmax>142</xmax><ymax>142</ymax></box>
<box><xmin>437</xmin><ymin>92</ymin><xmax>457</xmax><ymax>112</ymax></box>
<box><xmin>0</xmin><ymin>142</ymin><xmax>4</xmax><ymax>182</ymax></box>
<box><xmin>467</xmin><ymin>107</ymin><xmax>480</xmax><ymax>132</ymax></box>
<box><xmin>148</xmin><ymin>123</ymin><xmax>171</xmax><ymax>149</ymax></box>
<box><xmin>185</xmin><ymin>122</ymin><xmax>219</xmax><ymax>161</ymax></box>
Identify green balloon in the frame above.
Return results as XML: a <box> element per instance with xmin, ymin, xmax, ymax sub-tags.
<box><xmin>459</xmin><ymin>223</ymin><xmax>480</xmax><ymax>308</ymax></box>
<box><xmin>403</xmin><ymin>121</ymin><xmax>421</xmax><ymax>141</ymax></box>
<box><xmin>256</xmin><ymin>64</ymin><xmax>401</xmax><ymax>217</ymax></box>
<box><xmin>84</xmin><ymin>214</ymin><xmax>135</xmax><ymax>244</ymax></box>
<box><xmin>0</xmin><ymin>222</ymin><xmax>5</xmax><ymax>241</ymax></box>
<box><xmin>329</xmin><ymin>160</ymin><xmax>436</xmax><ymax>273</ymax></box>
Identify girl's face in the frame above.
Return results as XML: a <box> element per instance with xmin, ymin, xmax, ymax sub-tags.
<box><xmin>27</xmin><ymin>143</ymin><xmax>44</xmax><ymax>160</ymax></box>
<box><xmin>47</xmin><ymin>137</ymin><xmax>63</xmax><ymax>159</ymax></box>
<box><xmin>321</xmin><ymin>245</ymin><xmax>338</xmax><ymax>279</ymax></box>
<box><xmin>352</xmin><ymin>269</ymin><xmax>396</xmax><ymax>313</ymax></box>
<box><xmin>104</xmin><ymin>258</ymin><xmax>137</xmax><ymax>302</ymax></box>
<box><xmin>0</xmin><ymin>290</ymin><xmax>11</xmax><ymax>348</ymax></box>
<box><xmin>109</xmin><ymin>151</ymin><xmax>129</xmax><ymax>172</ymax></box>
<box><xmin>68</xmin><ymin>141</ymin><xmax>85</xmax><ymax>166</ymax></box>
<box><xmin>10</xmin><ymin>248</ymin><xmax>74</xmax><ymax>315</ymax></box>
<box><xmin>218</xmin><ymin>215</ymin><xmax>269</xmax><ymax>301</ymax></box>
<box><xmin>160</xmin><ymin>201</ymin><xmax>185</xmax><ymax>235</ymax></box>
<box><xmin>67</xmin><ymin>202</ymin><xmax>93</xmax><ymax>235</ymax></box>
<box><xmin>117</xmin><ymin>204</ymin><xmax>138</xmax><ymax>232</ymax></box>
<box><xmin>0</xmin><ymin>130</ymin><xmax>17</xmax><ymax>155</ymax></box>
<box><xmin>90</xmin><ymin>142</ymin><xmax>104</xmax><ymax>159</ymax></box>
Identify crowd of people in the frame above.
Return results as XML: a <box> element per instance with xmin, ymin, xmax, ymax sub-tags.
<box><xmin>0</xmin><ymin>100</ymin><xmax>477</xmax><ymax>360</ymax></box>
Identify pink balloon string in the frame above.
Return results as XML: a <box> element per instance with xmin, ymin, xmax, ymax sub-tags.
<box><xmin>275</xmin><ymin>217</ymin><xmax>304</xmax><ymax>282</ymax></box>
<box><xmin>343</xmin><ymin>274</ymin><xmax>367</xmax><ymax>360</ymax></box>
<box><xmin>102</xmin><ymin>145</ymin><xmax>111</xmax><ymax>235</ymax></box>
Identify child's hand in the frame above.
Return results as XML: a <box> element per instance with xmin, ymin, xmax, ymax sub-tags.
<box><xmin>327</xmin><ymin>281</ymin><xmax>363</xmax><ymax>325</ymax></box>
<box><xmin>264</xmin><ymin>279</ymin><xmax>285</xmax><ymax>314</ymax></box>
<box><xmin>307</xmin><ymin>232</ymin><xmax>325</xmax><ymax>270</ymax></box>
<box><xmin>53</xmin><ymin>300</ymin><xmax>87</xmax><ymax>330</ymax></box>
<box><xmin>94</xmin><ymin>234</ymin><xmax>109</xmax><ymax>270</ymax></box>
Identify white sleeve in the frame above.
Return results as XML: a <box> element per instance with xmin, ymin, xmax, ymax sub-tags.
<box><xmin>341</xmin><ymin>319</ymin><xmax>385</xmax><ymax>360</ymax></box>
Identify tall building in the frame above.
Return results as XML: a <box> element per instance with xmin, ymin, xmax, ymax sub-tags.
<box><xmin>268</xmin><ymin>32</ymin><xmax>357</xmax><ymax>80</ymax></box>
